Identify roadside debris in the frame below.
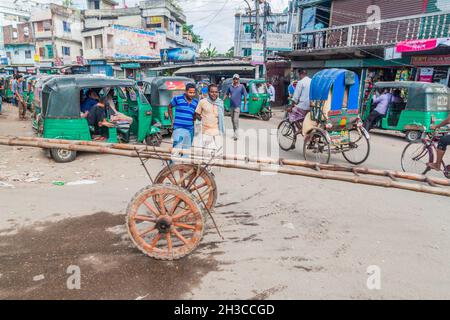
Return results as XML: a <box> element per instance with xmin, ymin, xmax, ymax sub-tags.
<box><xmin>0</xmin><ymin>181</ymin><xmax>14</xmax><ymax>188</ymax></box>
<box><xmin>33</xmin><ymin>274</ymin><xmax>45</xmax><ymax>282</ymax></box>
<box><xmin>66</xmin><ymin>180</ymin><xmax>97</xmax><ymax>186</ymax></box>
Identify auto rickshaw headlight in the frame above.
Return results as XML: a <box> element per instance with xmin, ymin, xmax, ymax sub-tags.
<box><xmin>146</xmin><ymin>111</ymin><xmax>152</xmax><ymax>116</ymax></box>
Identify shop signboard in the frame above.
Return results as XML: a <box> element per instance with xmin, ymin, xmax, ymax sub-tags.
<box><xmin>251</xmin><ymin>43</ymin><xmax>264</xmax><ymax>66</ymax></box>
<box><xmin>419</xmin><ymin>68</ymin><xmax>434</xmax><ymax>82</ymax></box>
<box><xmin>266</xmin><ymin>33</ymin><xmax>293</xmax><ymax>52</ymax></box>
<box><xmin>396</xmin><ymin>38</ymin><xmax>450</xmax><ymax>53</ymax></box>
<box><xmin>384</xmin><ymin>47</ymin><xmax>402</xmax><ymax>60</ymax></box>
<box><xmin>412</xmin><ymin>55</ymin><xmax>450</xmax><ymax>66</ymax></box>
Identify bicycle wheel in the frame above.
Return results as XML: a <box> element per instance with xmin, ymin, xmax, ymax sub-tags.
<box><xmin>401</xmin><ymin>142</ymin><xmax>431</xmax><ymax>174</ymax></box>
<box><xmin>277</xmin><ymin>120</ymin><xmax>297</xmax><ymax>151</ymax></box>
<box><xmin>342</xmin><ymin>129</ymin><xmax>371</xmax><ymax>165</ymax></box>
<box><xmin>303</xmin><ymin>130</ymin><xmax>331</xmax><ymax>164</ymax></box>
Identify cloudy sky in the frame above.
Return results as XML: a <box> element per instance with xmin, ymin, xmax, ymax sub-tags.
<box><xmin>3</xmin><ymin>0</ymin><xmax>289</xmax><ymax>52</ymax></box>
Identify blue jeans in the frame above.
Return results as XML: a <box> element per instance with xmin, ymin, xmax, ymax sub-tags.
<box><xmin>172</xmin><ymin>127</ymin><xmax>194</xmax><ymax>158</ymax></box>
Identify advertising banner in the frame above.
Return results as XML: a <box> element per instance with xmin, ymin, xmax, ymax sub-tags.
<box><xmin>396</xmin><ymin>38</ymin><xmax>450</xmax><ymax>53</ymax></box>
<box><xmin>251</xmin><ymin>44</ymin><xmax>264</xmax><ymax>66</ymax></box>
<box><xmin>266</xmin><ymin>33</ymin><xmax>293</xmax><ymax>52</ymax></box>
<box><xmin>160</xmin><ymin>47</ymin><xmax>196</xmax><ymax>64</ymax></box>
<box><xmin>111</xmin><ymin>25</ymin><xmax>165</xmax><ymax>60</ymax></box>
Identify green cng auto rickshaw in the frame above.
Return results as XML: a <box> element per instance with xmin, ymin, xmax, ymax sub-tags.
<box><xmin>221</xmin><ymin>78</ymin><xmax>271</xmax><ymax>121</ymax></box>
<box><xmin>141</xmin><ymin>76</ymin><xmax>195</xmax><ymax>135</ymax></box>
<box><xmin>3</xmin><ymin>75</ymin><xmax>14</xmax><ymax>102</ymax></box>
<box><xmin>36</xmin><ymin>75</ymin><xmax>161</xmax><ymax>162</ymax></box>
<box><xmin>362</xmin><ymin>81</ymin><xmax>450</xmax><ymax>141</ymax></box>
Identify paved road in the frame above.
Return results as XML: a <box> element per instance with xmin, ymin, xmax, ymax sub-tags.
<box><xmin>0</xmin><ymin>103</ymin><xmax>449</xmax><ymax>299</ymax></box>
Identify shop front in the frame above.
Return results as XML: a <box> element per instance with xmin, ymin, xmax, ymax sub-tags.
<box><xmin>412</xmin><ymin>55</ymin><xmax>450</xmax><ymax>86</ymax></box>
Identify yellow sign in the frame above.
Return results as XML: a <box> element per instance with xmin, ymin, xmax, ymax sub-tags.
<box><xmin>33</xmin><ymin>54</ymin><xmax>40</xmax><ymax>63</ymax></box>
<box><xmin>149</xmin><ymin>16</ymin><xmax>163</xmax><ymax>24</ymax></box>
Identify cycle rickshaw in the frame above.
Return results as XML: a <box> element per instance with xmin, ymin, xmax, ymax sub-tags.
<box><xmin>278</xmin><ymin>69</ymin><xmax>370</xmax><ymax>165</ymax></box>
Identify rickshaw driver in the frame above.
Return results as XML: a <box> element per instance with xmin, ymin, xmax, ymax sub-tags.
<box><xmin>87</xmin><ymin>96</ymin><xmax>115</xmax><ymax>139</ymax></box>
<box><xmin>428</xmin><ymin>115</ymin><xmax>450</xmax><ymax>171</ymax></box>
<box><xmin>288</xmin><ymin>69</ymin><xmax>311</xmax><ymax>133</ymax></box>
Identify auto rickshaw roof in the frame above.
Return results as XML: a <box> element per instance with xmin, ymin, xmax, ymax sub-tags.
<box><xmin>143</xmin><ymin>76</ymin><xmax>194</xmax><ymax>89</ymax></box>
<box><xmin>43</xmin><ymin>75</ymin><xmax>135</xmax><ymax>91</ymax></box>
<box><xmin>374</xmin><ymin>81</ymin><xmax>449</xmax><ymax>94</ymax></box>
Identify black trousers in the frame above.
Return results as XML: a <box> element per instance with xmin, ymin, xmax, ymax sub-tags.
<box><xmin>364</xmin><ymin>110</ymin><xmax>385</xmax><ymax>131</ymax></box>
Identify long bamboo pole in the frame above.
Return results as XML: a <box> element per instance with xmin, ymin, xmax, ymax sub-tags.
<box><xmin>1</xmin><ymin>137</ymin><xmax>449</xmax><ymax>197</ymax></box>
<box><xmin>2</xmin><ymin>136</ymin><xmax>449</xmax><ymax>187</ymax></box>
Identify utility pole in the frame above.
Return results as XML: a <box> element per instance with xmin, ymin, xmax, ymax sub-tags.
<box><xmin>263</xmin><ymin>1</ymin><xmax>269</xmax><ymax>78</ymax></box>
<box><xmin>255</xmin><ymin>0</ymin><xmax>260</xmax><ymax>79</ymax></box>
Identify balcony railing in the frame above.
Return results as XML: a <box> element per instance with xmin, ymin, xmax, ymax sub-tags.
<box><xmin>293</xmin><ymin>11</ymin><xmax>450</xmax><ymax>51</ymax></box>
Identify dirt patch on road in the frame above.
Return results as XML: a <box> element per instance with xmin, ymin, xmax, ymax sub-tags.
<box><xmin>0</xmin><ymin>212</ymin><xmax>218</xmax><ymax>300</ymax></box>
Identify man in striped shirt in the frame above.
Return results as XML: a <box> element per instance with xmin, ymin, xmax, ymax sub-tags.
<box><xmin>168</xmin><ymin>83</ymin><xmax>198</xmax><ymax>155</ymax></box>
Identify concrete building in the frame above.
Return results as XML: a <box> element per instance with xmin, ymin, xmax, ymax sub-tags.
<box><xmin>0</xmin><ymin>4</ymin><xmax>31</xmax><ymax>65</ymax></box>
<box><xmin>234</xmin><ymin>11</ymin><xmax>290</xmax><ymax>57</ymax></box>
<box><xmin>31</xmin><ymin>3</ymin><xmax>83</xmax><ymax>67</ymax></box>
<box><xmin>140</xmin><ymin>0</ymin><xmax>198</xmax><ymax>51</ymax></box>
<box><xmin>2</xmin><ymin>22</ymin><xmax>36</xmax><ymax>66</ymax></box>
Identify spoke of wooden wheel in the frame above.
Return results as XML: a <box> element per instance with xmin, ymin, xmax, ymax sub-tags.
<box><xmin>143</xmin><ymin>201</ymin><xmax>160</xmax><ymax>217</ymax></box>
<box><xmin>172</xmin><ymin>227</ymin><xmax>188</xmax><ymax>245</ymax></box>
<box><xmin>165</xmin><ymin>174</ymin><xmax>177</xmax><ymax>185</ymax></box>
<box><xmin>134</xmin><ymin>215</ymin><xmax>156</xmax><ymax>222</ymax></box>
<box><xmin>149</xmin><ymin>233</ymin><xmax>162</xmax><ymax>250</ymax></box>
<box><xmin>139</xmin><ymin>226</ymin><xmax>156</xmax><ymax>237</ymax></box>
<box><xmin>178</xmin><ymin>168</ymin><xmax>185</xmax><ymax>187</ymax></box>
<box><xmin>190</xmin><ymin>181</ymin><xmax>208</xmax><ymax>192</ymax></box>
<box><xmin>166</xmin><ymin>232</ymin><xmax>172</xmax><ymax>253</ymax></box>
<box><xmin>177</xmin><ymin>168</ymin><xmax>195</xmax><ymax>188</ymax></box>
<box><xmin>174</xmin><ymin>222</ymin><xmax>196</xmax><ymax>230</ymax></box>
<box><xmin>172</xmin><ymin>208</ymin><xmax>193</xmax><ymax>221</ymax></box>
<box><xmin>158</xmin><ymin>194</ymin><xmax>167</xmax><ymax>215</ymax></box>
<box><xmin>169</xmin><ymin>197</ymin><xmax>183</xmax><ymax>215</ymax></box>
<box><xmin>185</xmin><ymin>171</ymin><xmax>199</xmax><ymax>188</ymax></box>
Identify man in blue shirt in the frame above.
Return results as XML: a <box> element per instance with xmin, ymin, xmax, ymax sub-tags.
<box><xmin>364</xmin><ymin>89</ymin><xmax>392</xmax><ymax>131</ymax></box>
<box><xmin>80</xmin><ymin>89</ymin><xmax>100</xmax><ymax>117</ymax></box>
<box><xmin>168</xmin><ymin>83</ymin><xmax>198</xmax><ymax>156</ymax></box>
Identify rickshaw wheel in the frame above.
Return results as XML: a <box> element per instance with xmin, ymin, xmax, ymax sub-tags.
<box><xmin>303</xmin><ymin>130</ymin><xmax>331</xmax><ymax>164</ymax></box>
<box><xmin>145</xmin><ymin>132</ymin><xmax>163</xmax><ymax>147</ymax></box>
<box><xmin>154</xmin><ymin>164</ymin><xmax>218</xmax><ymax>211</ymax></box>
<box><xmin>277</xmin><ymin>120</ymin><xmax>297</xmax><ymax>151</ymax></box>
<box><xmin>126</xmin><ymin>184</ymin><xmax>205</xmax><ymax>260</ymax></box>
<box><xmin>342</xmin><ymin>129</ymin><xmax>370</xmax><ymax>165</ymax></box>
<box><xmin>50</xmin><ymin>148</ymin><xmax>77</xmax><ymax>163</ymax></box>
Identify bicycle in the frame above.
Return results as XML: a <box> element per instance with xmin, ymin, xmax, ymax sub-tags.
<box><xmin>401</xmin><ymin>128</ymin><xmax>450</xmax><ymax>179</ymax></box>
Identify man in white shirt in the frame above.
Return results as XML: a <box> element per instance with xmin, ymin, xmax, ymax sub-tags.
<box><xmin>288</xmin><ymin>69</ymin><xmax>312</xmax><ymax>131</ymax></box>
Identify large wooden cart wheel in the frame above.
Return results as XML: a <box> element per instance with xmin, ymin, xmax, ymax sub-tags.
<box><xmin>154</xmin><ymin>164</ymin><xmax>218</xmax><ymax>210</ymax></box>
<box><xmin>126</xmin><ymin>184</ymin><xmax>206</xmax><ymax>260</ymax></box>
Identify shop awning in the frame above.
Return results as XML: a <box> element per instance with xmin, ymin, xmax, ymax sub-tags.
<box><xmin>174</xmin><ymin>65</ymin><xmax>255</xmax><ymax>75</ymax></box>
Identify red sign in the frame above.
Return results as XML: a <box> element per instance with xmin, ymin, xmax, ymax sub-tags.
<box><xmin>396</xmin><ymin>39</ymin><xmax>438</xmax><ymax>53</ymax></box>
<box><xmin>412</xmin><ymin>55</ymin><xmax>450</xmax><ymax>66</ymax></box>
<box><xmin>165</xmin><ymin>81</ymin><xmax>186</xmax><ymax>90</ymax></box>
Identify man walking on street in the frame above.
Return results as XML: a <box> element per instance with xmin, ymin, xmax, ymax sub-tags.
<box><xmin>168</xmin><ymin>83</ymin><xmax>198</xmax><ymax>157</ymax></box>
<box><xmin>14</xmin><ymin>75</ymin><xmax>26</xmax><ymax>120</ymax></box>
<box><xmin>267</xmin><ymin>81</ymin><xmax>276</xmax><ymax>115</ymax></box>
<box><xmin>226</xmin><ymin>74</ymin><xmax>247</xmax><ymax>141</ymax></box>
<box><xmin>195</xmin><ymin>84</ymin><xmax>225</xmax><ymax>154</ymax></box>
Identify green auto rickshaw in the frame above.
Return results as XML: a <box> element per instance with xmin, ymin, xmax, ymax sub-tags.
<box><xmin>362</xmin><ymin>81</ymin><xmax>450</xmax><ymax>141</ymax></box>
<box><xmin>221</xmin><ymin>78</ymin><xmax>271</xmax><ymax>121</ymax></box>
<box><xmin>3</xmin><ymin>75</ymin><xmax>14</xmax><ymax>102</ymax></box>
<box><xmin>21</xmin><ymin>75</ymin><xmax>32</xmax><ymax>107</ymax></box>
<box><xmin>141</xmin><ymin>76</ymin><xmax>195</xmax><ymax>135</ymax></box>
<box><xmin>36</xmin><ymin>75</ymin><xmax>161</xmax><ymax>162</ymax></box>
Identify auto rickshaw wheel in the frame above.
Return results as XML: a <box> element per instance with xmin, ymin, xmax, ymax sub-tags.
<box><xmin>126</xmin><ymin>184</ymin><xmax>205</xmax><ymax>260</ymax></box>
<box><xmin>50</xmin><ymin>148</ymin><xmax>77</xmax><ymax>163</ymax></box>
<box><xmin>259</xmin><ymin>111</ymin><xmax>271</xmax><ymax>121</ymax></box>
<box><xmin>145</xmin><ymin>132</ymin><xmax>162</xmax><ymax>147</ymax></box>
<box><xmin>405</xmin><ymin>130</ymin><xmax>422</xmax><ymax>142</ymax></box>
<box><xmin>303</xmin><ymin>130</ymin><xmax>331</xmax><ymax>164</ymax></box>
<box><xmin>154</xmin><ymin>164</ymin><xmax>218</xmax><ymax>211</ymax></box>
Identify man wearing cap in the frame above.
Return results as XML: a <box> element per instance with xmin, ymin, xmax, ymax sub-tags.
<box><xmin>226</xmin><ymin>74</ymin><xmax>247</xmax><ymax>140</ymax></box>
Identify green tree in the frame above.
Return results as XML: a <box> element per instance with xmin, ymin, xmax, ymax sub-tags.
<box><xmin>62</xmin><ymin>0</ymin><xmax>74</xmax><ymax>7</ymax></box>
<box><xmin>200</xmin><ymin>43</ymin><xmax>218</xmax><ymax>58</ymax></box>
<box><xmin>182</xmin><ymin>24</ymin><xmax>203</xmax><ymax>46</ymax></box>
<box><xmin>226</xmin><ymin>47</ymin><xmax>234</xmax><ymax>58</ymax></box>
